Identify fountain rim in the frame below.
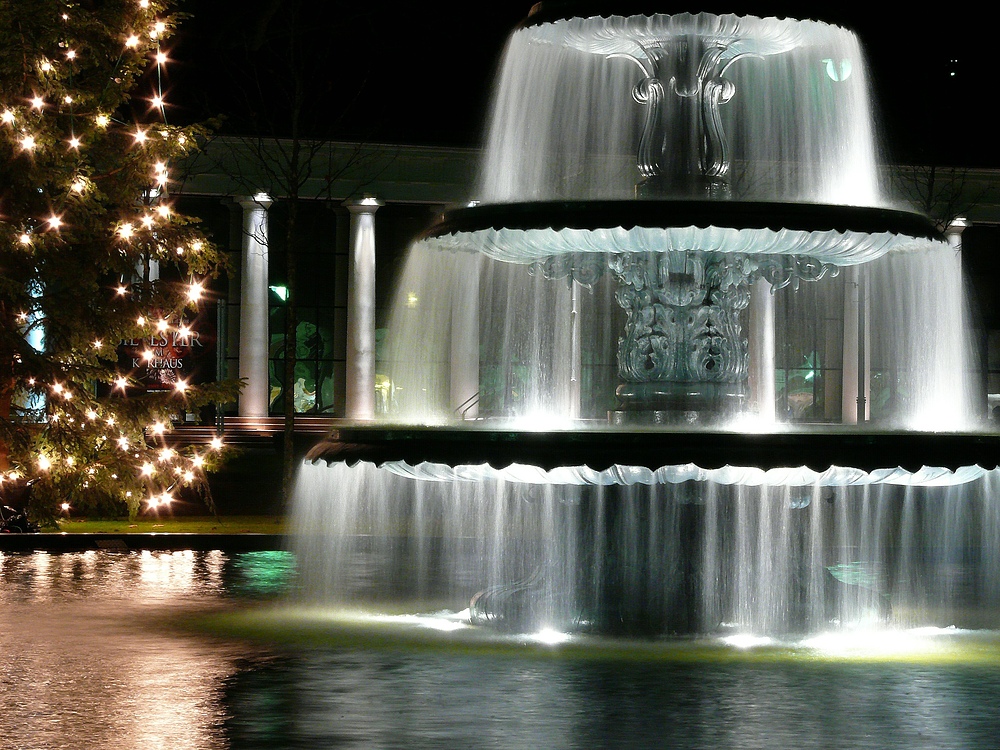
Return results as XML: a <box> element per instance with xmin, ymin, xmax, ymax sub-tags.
<box><xmin>421</xmin><ymin>201</ymin><xmax>940</xmax><ymax>243</ymax></box>
<box><xmin>519</xmin><ymin>2</ymin><xmax>861</xmax><ymax>32</ymax></box>
<box><xmin>307</xmin><ymin>425</ymin><xmax>1000</xmax><ymax>475</ymax></box>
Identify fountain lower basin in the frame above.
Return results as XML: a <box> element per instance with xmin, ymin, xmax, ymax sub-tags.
<box><xmin>297</xmin><ymin>426</ymin><xmax>1000</xmax><ymax>637</ymax></box>
<box><xmin>308</xmin><ymin>425</ymin><xmax>1000</xmax><ymax>477</ymax></box>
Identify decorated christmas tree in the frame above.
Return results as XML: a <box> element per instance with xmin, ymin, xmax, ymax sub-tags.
<box><xmin>0</xmin><ymin>0</ymin><xmax>237</xmax><ymax>519</ymax></box>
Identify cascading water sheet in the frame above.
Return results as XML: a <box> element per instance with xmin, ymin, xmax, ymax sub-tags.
<box><xmin>384</xmin><ymin>237</ymin><xmax>970</xmax><ymax>426</ymax></box>
<box><xmin>293</xmin><ymin>460</ymin><xmax>1000</xmax><ymax>635</ymax></box>
<box><xmin>478</xmin><ymin>14</ymin><xmax>883</xmax><ymax>207</ymax></box>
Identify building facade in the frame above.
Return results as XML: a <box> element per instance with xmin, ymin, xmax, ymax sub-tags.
<box><xmin>175</xmin><ymin>138</ymin><xmax>1000</xmax><ymax>427</ymax></box>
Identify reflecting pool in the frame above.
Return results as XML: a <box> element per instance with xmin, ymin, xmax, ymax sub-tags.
<box><xmin>4</xmin><ymin>549</ymin><xmax>1000</xmax><ymax>749</ymax></box>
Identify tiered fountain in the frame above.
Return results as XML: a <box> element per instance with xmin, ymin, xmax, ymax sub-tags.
<box><xmin>296</xmin><ymin>5</ymin><xmax>1000</xmax><ymax>637</ymax></box>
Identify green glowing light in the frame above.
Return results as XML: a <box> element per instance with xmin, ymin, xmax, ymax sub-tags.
<box><xmin>231</xmin><ymin>550</ymin><xmax>297</xmax><ymax>596</ymax></box>
<box><xmin>823</xmin><ymin>58</ymin><xmax>852</xmax><ymax>82</ymax></box>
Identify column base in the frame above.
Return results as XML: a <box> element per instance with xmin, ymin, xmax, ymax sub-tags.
<box><xmin>610</xmin><ymin>381</ymin><xmax>746</xmax><ymax>425</ymax></box>
<box><xmin>635</xmin><ymin>175</ymin><xmax>731</xmax><ymax>200</ymax></box>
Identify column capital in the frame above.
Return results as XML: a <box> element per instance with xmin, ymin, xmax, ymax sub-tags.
<box><xmin>945</xmin><ymin>216</ymin><xmax>968</xmax><ymax>249</ymax></box>
<box><xmin>238</xmin><ymin>192</ymin><xmax>273</xmax><ymax>210</ymax></box>
<box><xmin>344</xmin><ymin>195</ymin><xmax>383</xmax><ymax>214</ymax></box>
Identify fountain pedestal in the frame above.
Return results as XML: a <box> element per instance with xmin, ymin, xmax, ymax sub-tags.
<box><xmin>629</xmin><ymin>33</ymin><xmax>754</xmax><ymax>200</ymax></box>
<box><xmin>610</xmin><ymin>251</ymin><xmax>847</xmax><ymax>422</ymax></box>
<box><xmin>609</xmin><ymin>251</ymin><xmax>751</xmax><ymax>423</ymax></box>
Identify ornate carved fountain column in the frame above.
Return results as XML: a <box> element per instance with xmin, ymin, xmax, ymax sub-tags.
<box><xmin>529</xmin><ymin>245</ymin><xmax>839</xmax><ymax>424</ymax></box>
<box><xmin>608</xmin><ymin>251</ymin><xmax>752</xmax><ymax>422</ymax></box>
<box><xmin>607</xmin><ymin>37</ymin><xmax>789</xmax><ymax>416</ymax></box>
<box><xmin>600</xmin><ymin>250</ymin><xmax>838</xmax><ymax>423</ymax></box>
<box><xmin>624</xmin><ymin>35</ymin><xmax>756</xmax><ymax>198</ymax></box>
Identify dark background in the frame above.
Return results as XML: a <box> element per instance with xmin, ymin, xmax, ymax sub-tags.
<box><xmin>167</xmin><ymin>1</ymin><xmax>999</xmax><ymax>168</ymax></box>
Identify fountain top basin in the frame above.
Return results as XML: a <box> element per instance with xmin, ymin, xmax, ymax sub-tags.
<box><xmin>520</xmin><ymin>2</ymin><xmax>857</xmax><ymax>31</ymax></box>
<box><xmin>520</xmin><ymin>7</ymin><xmax>833</xmax><ymax>57</ymax></box>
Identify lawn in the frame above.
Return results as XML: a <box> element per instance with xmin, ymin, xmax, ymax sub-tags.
<box><xmin>52</xmin><ymin>516</ymin><xmax>287</xmax><ymax>534</ymax></box>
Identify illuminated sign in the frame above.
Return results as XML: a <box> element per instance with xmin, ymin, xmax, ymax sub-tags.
<box><xmin>117</xmin><ymin>308</ymin><xmax>215</xmax><ymax>393</ymax></box>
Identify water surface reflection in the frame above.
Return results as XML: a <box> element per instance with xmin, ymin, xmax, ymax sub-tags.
<box><xmin>0</xmin><ymin>550</ymin><xmax>272</xmax><ymax>750</ymax></box>
<box><xmin>3</xmin><ymin>550</ymin><xmax>1000</xmax><ymax>749</ymax></box>
<box><xmin>223</xmin><ymin>648</ymin><xmax>1000</xmax><ymax>750</ymax></box>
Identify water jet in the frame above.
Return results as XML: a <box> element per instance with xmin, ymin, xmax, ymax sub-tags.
<box><xmin>296</xmin><ymin>5</ymin><xmax>1000</xmax><ymax>637</ymax></box>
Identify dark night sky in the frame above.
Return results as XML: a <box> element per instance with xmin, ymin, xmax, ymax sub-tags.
<box><xmin>169</xmin><ymin>2</ymin><xmax>998</xmax><ymax>168</ymax></box>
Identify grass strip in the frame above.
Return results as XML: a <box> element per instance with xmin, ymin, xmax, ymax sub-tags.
<box><xmin>52</xmin><ymin>515</ymin><xmax>287</xmax><ymax>534</ymax></box>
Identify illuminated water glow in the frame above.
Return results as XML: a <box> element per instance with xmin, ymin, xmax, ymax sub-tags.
<box><xmin>369</xmin><ymin>610</ymin><xmax>471</xmax><ymax>633</ymax></box>
<box><xmin>527</xmin><ymin>627</ymin><xmax>573</xmax><ymax>645</ymax></box>
<box><xmin>720</xmin><ymin>633</ymin><xmax>776</xmax><ymax>650</ymax></box>
<box><xmin>203</xmin><ymin>604</ymin><xmax>1000</xmax><ymax>665</ymax></box>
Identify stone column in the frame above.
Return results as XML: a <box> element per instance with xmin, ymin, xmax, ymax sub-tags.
<box><xmin>237</xmin><ymin>193</ymin><xmax>272</xmax><ymax>418</ymax></box>
<box><xmin>450</xmin><ymin>253</ymin><xmax>481</xmax><ymax>419</ymax></box>
<box><xmin>568</xmin><ymin>280</ymin><xmax>582</xmax><ymax>420</ymax></box>
<box><xmin>748</xmin><ymin>278</ymin><xmax>775</xmax><ymax>423</ymax></box>
<box><xmin>842</xmin><ymin>265</ymin><xmax>870</xmax><ymax>423</ymax></box>
<box><xmin>344</xmin><ymin>197</ymin><xmax>382</xmax><ymax>421</ymax></box>
<box><xmin>945</xmin><ymin>218</ymin><xmax>977</xmax><ymax>417</ymax></box>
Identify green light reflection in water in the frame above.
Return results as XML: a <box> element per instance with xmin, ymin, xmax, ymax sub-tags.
<box><xmin>230</xmin><ymin>550</ymin><xmax>298</xmax><ymax>597</ymax></box>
